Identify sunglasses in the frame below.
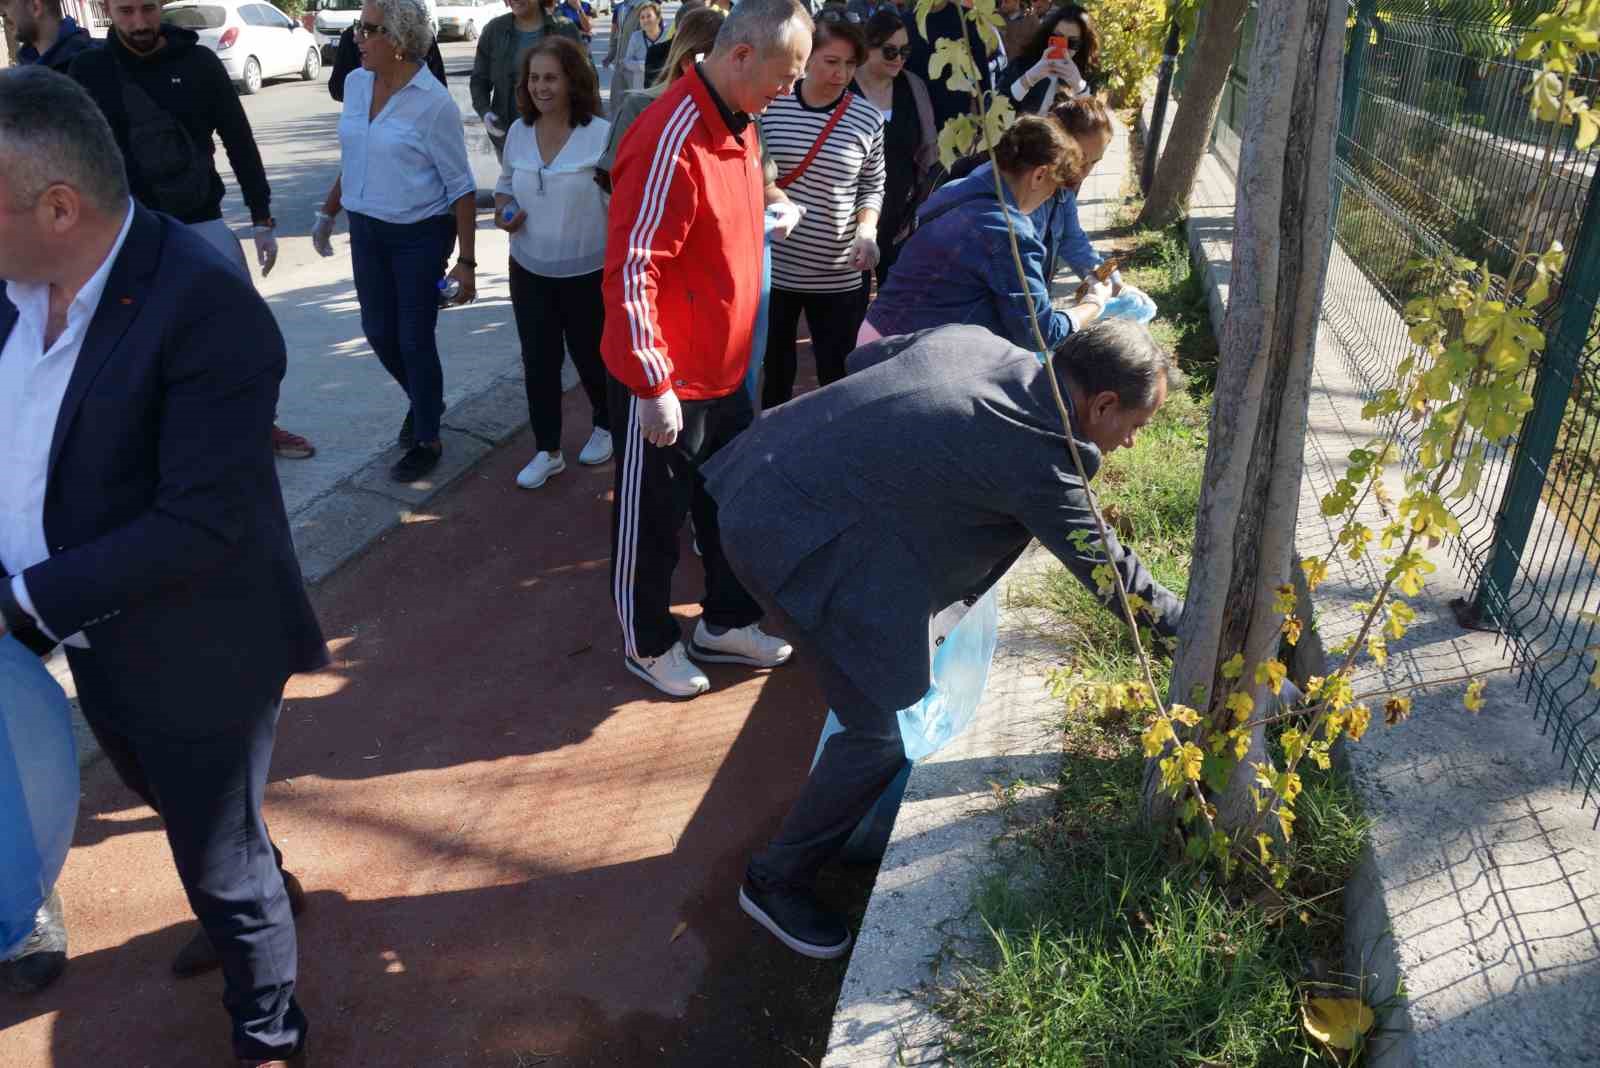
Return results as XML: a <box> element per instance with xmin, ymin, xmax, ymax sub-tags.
<box><xmin>356</xmin><ymin>20</ymin><xmax>389</xmax><ymax>38</ymax></box>
<box><xmin>879</xmin><ymin>44</ymin><xmax>909</xmax><ymax>60</ymax></box>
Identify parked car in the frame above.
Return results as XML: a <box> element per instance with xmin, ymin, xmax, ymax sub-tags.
<box><xmin>434</xmin><ymin>0</ymin><xmax>498</xmax><ymax>41</ymax></box>
<box><xmin>163</xmin><ymin>0</ymin><xmax>321</xmax><ymax>94</ymax></box>
<box><xmin>304</xmin><ymin>0</ymin><xmax>361</xmax><ymax>60</ymax></box>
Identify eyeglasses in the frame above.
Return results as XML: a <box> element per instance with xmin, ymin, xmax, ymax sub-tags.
<box><xmin>878</xmin><ymin>44</ymin><xmax>909</xmax><ymax>60</ymax></box>
<box><xmin>355</xmin><ymin>20</ymin><xmax>388</xmax><ymax>38</ymax></box>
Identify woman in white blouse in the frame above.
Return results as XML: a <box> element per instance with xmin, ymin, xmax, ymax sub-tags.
<box><xmin>494</xmin><ymin>35</ymin><xmax>613</xmax><ymax>489</ymax></box>
<box><xmin>312</xmin><ymin>0</ymin><xmax>477</xmax><ymax>483</ymax></box>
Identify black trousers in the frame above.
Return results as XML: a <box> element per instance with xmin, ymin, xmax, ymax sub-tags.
<box><xmin>607</xmin><ymin>376</ymin><xmax>763</xmax><ymax>661</ymax></box>
<box><xmin>762</xmin><ymin>284</ymin><xmax>870</xmax><ymax>408</ymax></box>
<box><xmin>509</xmin><ymin>261</ymin><xmax>610</xmax><ymax>453</ymax></box>
<box><xmin>67</xmin><ymin>650</ymin><xmax>304</xmax><ymax>1061</ymax></box>
<box><xmin>740</xmin><ymin>599</ymin><xmax>908</xmax><ymax>890</ymax></box>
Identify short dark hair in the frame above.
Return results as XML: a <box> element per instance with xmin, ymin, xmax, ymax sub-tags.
<box><xmin>0</xmin><ymin>66</ymin><xmax>129</xmax><ymax>212</ymax></box>
<box><xmin>992</xmin><ymin>113</ymin><xmax>1081</xmax><ymax>187</ymax></box>
<box><xmin>515</xmin><ymin>35</ymin><xmax>602</xmax><ymax>127</ymax></box>
<box><xmin>1053</xmin><ymin>319</ymin><xmax>1182</xmax><ymax>410</ymax></box>
<box><xmin>812</xmin><ymin>10</ymin><xmax>866</xmax><ymax>64</ymax></box>
<box><xmin>863</xmin><ymin>9</ymin><xmax>907</xmax><ymax>49</ymax></box>
<box><xmin>1021</xmin><ymin>4</ymin><xmax>1101</xmax><ymax>76</ymax></box>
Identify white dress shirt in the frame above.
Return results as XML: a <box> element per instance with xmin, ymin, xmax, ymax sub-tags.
<box><xmin>339</xmin><ymin>65</ymin><xmax>476</xmax><ymax>224</ymax></box>
<box><xmin>494</xmin><ymin>116</ymin><xmax>611</xmax><ymax>277</ymax></box>
<box><xmin>0</xmin><ymin>199</ymin><xmax>136</xmax><ymax>646</ymax></box>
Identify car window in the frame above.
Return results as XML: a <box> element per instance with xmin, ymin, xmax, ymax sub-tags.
<box><xmin>237</xmin><ymin>4</ymin><xmax>267</xmax><ymax>24</ymax></box>
<box><xmin>164</xmin><ymin>3</ymin><xmax>227</xmax><ymax>28</ymax></box>
<box><xmin>266</xmin><ymin>4</ymin><xmax>294</xmax><ymax>26</ymax></box>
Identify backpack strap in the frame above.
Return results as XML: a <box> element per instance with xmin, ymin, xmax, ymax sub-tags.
<box><xmin>775</xmin><ymin>92</ymin><xmax>854</xmax><ymax>190</ymax></box>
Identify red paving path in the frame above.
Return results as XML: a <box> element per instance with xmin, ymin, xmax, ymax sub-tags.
<box><xmin>1</xmin><ymin>378</ymin><xmax>874</xmax><ymax>1067</ymax></box>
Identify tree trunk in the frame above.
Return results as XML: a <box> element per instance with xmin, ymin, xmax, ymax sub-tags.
<box><xmin>1144</xmin><ymin>0</ymin><xmax>1349</xmax><ymax>829</ymax></box>
<box><xmin>1137</xmin><ymin>0</ymin><xmax>1251</xmax><ymax>229</ymax></box>
<box><xmin>2</xmin><ymin>17</ymin><xmax>19</xmax><ymax>67</ymax></box>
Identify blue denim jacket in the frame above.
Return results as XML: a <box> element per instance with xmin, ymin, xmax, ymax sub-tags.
<box><xmin>866</xmin><ymin>165</ymin><xmax>1075</xmax><ymax>351</ymax></box>
<box><xmin>1035</xmin><ymin>184</ymin><xmax>1102</xmax><ymax>281</ymax></box>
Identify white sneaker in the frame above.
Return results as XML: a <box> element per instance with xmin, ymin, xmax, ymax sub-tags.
<box><xmin>689</xmin><ymin>620</ymin><xmax>794</xmax><ymax>668</ymax></box>
<box><xmin>626</xmin><ymin>642</ymin><xmax>711</xmax><ymax>698</ymax></box>
<box><xmin>578</xmin><ymin>427</ymin><xmax>613</xmax><ymax>465</ymax></box>
<box><xmin>515</xmin><ymin>452</ymin><xmax>565</xmax><ymax>489</ymax></box>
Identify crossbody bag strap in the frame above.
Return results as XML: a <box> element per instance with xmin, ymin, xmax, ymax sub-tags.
<box><xmin>775</xmin><ymin>92</ymin><xmax>853</xmax><ymax>190</ymax></box>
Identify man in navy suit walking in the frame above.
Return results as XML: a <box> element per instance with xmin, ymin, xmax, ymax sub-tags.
<box><xmin>0</xmin><ymin>67</ymin><xmax>327</xmax><ymax>1066</ymax></box>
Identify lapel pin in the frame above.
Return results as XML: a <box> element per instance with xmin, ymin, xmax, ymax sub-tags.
<box><xmin>120</xmin><ymin>297</ymin><xmax>133</xmax><ymax>304</ymax></box>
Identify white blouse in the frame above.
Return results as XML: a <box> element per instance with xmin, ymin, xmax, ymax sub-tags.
<box><xmin>494</xmin><ymin>115</ymin><xmax>612</xmax><ymax>277</ymax></box>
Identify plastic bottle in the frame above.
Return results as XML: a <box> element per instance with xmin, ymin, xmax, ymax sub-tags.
<box><xmin>438</xmin><ymin>276</ymin><xmax>462</xmax><ymax>302</ymax></box>
<box><xmin>501</xmin><ymin>201</ymin><xmax>520</xmax><ymax>225</ymax></box>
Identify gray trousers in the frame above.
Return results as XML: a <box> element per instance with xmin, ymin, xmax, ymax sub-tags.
<box><xmin>188</xmin><ymin>218</ymin><xmax>251</xmax><ymax>279</ymax></box>
<box><xmin>745</xmin><ymin>600</ymin><xmax>910</xmax><ymax>891</ymax></box>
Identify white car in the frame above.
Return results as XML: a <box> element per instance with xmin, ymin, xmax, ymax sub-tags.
<box><xmin>163</xmin><ymin>0</ymin><xmax>321</xmax><ymax>94</ymax></box>
<box><xmin>435</xmin><ymin>0</ymin><xmax>499</xmax><ymax>41</ymax></box>
<box><xmin>306</xmin><ymin>0</ymin><xmax>362</xmax><ymax>60</ymax></box>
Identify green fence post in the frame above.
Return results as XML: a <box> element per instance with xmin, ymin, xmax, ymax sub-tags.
<box><xmin>1474</xmin><ymin>172</ymin><xmax>1600</xmax><ymax>622</ymax></box>
<box><xmin>1340</xmin><ymin>0</ymin><xmax>1379</xmax><ymax>149</ymax></box>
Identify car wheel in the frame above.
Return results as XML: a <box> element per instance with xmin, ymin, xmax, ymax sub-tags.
<box><xmin>302</xmin><ymin>47</ymin><xmax>320</xmax><ymax>80</ymax></box>
<box><xmin>465</xmin><ymin>19</ymin><xmax>478</xmax><ymax>39</ymax></box>
<box><xmin>240</xmin><ymin>56</ymin><xmax>262</xmax><ymax>94</ymax></box>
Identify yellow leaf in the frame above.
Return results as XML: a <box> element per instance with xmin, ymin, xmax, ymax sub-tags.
<box><xmin>1141</xmin><ymin>717</ymin><xmax>1175</xmax><ymax>758</ymax></box>
<box><xmin>1255</xmin><ymin>833</ymin><xmax>1272</xmax><ymax>865</ymax></box>
<box><xmin>1178</xmin><ymin>741</ymin><xmax>1205</xmax><ymax>783</ymax></box>
<box><xmin>1302</xmin><ymin>557</ymin><xmax>1329</xmax><ymax>591</ymax></box>
<box><xmin>1384</xmin><ymin>696</ymin><xmax>1412</xmax><ymax>725</ymax></box>
<box><xmin>1255</xmin><ymin>659</ymin><xmax>1288</xmax><ymax>695</ymax></box>
<box><xmin>1221</xmin><ymin>653</ymin><xmax>1246</xmax><ymax>680</ymax></box>
<box><xmin>1225</xmin><ymin>691</ymin><xmax>1255</xmax><ymax>724</ymax></box>
<box><xmin>1346</xmin><ymin>703</ymin><xmax>1371</xmax><ymax>742</ymax></box>
<box><xmin>1464</xmin><ymin>679</ymin><xmax>1487</xmax><ymax>713</ymax></box>
<box><xmin>1272</xmin><ymin>584</ymin><xmax>1297</xmax><ymax>615</ymax></box>
<box><xmin>1277</xmin><ymin>806</ymin><xmax>1295</xmax><ymax>842</ymax></box>
<box><xmin>1282</xmin><ymin>616</ymin><xmax>1303</xmax><ymax>647</ymax></box>
<box><xmin>1578</xmin><ymin>106</ymin><xmax>1599</xmax><ymax>150</ymax></box>
<box><xmin>1301</xmin><ymin>996</ymin><xmax>1376</xmax><ymax>1051</ymax></box>
<box><xmin>1170</xmin><ymin>703</ymin><xmax>1201</xmax><ymax>728</ymax></box>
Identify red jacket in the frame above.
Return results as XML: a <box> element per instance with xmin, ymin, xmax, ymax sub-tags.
<box><xmin>601</xmin><ymin>68</ymin><xmax>765</xmax><ymax>400</ymax></box>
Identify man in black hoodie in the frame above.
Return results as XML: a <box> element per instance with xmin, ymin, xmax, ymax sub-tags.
<box><xmin>3</xmin><ymin>0</ymin><xmax>97</xmax><ymax>72</ymax></box>
<box><xmin>69</xmin><ymin>0</ymin><xmax>317</xmax><ymax>460</ymax></box>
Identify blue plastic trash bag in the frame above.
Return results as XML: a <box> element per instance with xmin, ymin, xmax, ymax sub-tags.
<box><xmin>1101</xmin><ymin>283</ymin><xmax>1158</xmax><ymax>325</ymax></box>
<box><xmin>809</xmin><ymin>587</ymin><xmax>1001</xmax><ymax>861</ymax></box>
<box><xmin>0</xmin><ymin>635</ymin><xmax>78</xmax><ymax>959</ymax></box>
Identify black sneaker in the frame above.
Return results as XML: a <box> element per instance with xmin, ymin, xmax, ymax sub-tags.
<box><xmin>738</xmin><ymin>878</ymin><xmax>851</xmax><ymax>960</ymax></box>
<box><xmin>397</xmin><ymin>411</ymin><xmax>415</xmax><ymax>449</ymax></box>
<box><xmin>391</xmin><ymin>443</ymin><xmax>441</xmax><ymax>483</ymax></box>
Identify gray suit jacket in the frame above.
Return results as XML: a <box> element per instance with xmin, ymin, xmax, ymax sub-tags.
<box><xmin>704</xmin><ymin>324</ymin><xmax>1182</xmax><ymax>712</ymax></box>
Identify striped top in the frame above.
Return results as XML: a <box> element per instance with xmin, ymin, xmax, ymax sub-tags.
<box><xmin>761</xmin><ymin>84</ymin><xmax>886</xmax><ymax>293</ymax></box>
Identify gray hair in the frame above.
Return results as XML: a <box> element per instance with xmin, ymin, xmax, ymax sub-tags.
<box><xmin>714</xmin><ymin>0</ymin><xmax>812</xmax><ymax>56</ymax></box>
<box><xmin>373</xmin><ymin>0</ymin><xmax>435</xmax><ymax>62</ymax></box>
<box><xmin>1053</xmin><ymin>318</ymin><xmax>1183</xmax><ymax>410</ymax></box>
<box><xmin>0</xmin><ymin>67</ymin><xmax>129</xmax><ymax>213</ymax></box>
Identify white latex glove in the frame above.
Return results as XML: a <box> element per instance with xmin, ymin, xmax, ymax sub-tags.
<box><xmin>1072</xmin><ymin>278</ymin><xmax>1114</xmax><ymax>327</ymax></box>
<box><xmin>1018</xmin><ymin>54</ymin><xmax>1078</xmax><ymax>93</ymax></box>
<box><xmin>252</xmin><ymin>226</ymin><xmax>278</xmax><ymax>276</ymax></box>
<box><xmin>849</xmin><ymin>231</ymin><xmax>880</xmax><ymax>271</ymax></box>
<box><xmin>764</xmin><ymin>200</ymin><xmax>804</xmax><ymax>241</ymax></box>
<box><xmin>483</xmin><ymin>110</ymin><xmax>507</xmax><ymax>137</ymax></box>
<box><xmin>311</xmin><ymin>210</ymin><xmax>336</xmax><ymax>258</ymax></box>
<box><xmin>638</xmin><ymin>389</ymin><xmax>683</xmax><ymax>447</ymax></box>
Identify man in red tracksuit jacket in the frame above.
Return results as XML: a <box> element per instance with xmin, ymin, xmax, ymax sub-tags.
<box><xmin>602</xmin><ymin>0</ymin><xmax>813</xmax><ymax>698</ymax></box>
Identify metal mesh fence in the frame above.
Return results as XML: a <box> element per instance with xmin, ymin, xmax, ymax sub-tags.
<box><xmin>1319</xmin><ymin>0</ymin><xmax>1600</xmax><ymax>819</ymax></box>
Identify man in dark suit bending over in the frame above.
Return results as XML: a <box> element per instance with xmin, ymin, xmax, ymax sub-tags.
<box><xmin>705</xmin><ymin>320</ymin><xmax>1185</xmax><ymax>960</ymax></box>
<box><xmin>0</xmin><ymin>68</ymin><xmax>327</xmax><ymax>1066</ymax></box>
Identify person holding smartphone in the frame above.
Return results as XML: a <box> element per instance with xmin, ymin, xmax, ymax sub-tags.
<box><xmin>1000</xmin><ymin>2</ymin><xmax>1100</xmax><ymax>113</ymax></box>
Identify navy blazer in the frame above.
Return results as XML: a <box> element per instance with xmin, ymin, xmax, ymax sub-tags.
<box><xmin>705</xmin><ymin>325</ymin><xmax>1181</xmax><ymax>713</ymax></box>
<box><xmin>0</xmin><ymin>206</ymin><xmax>329</xmax><ymax>736</ymax></box>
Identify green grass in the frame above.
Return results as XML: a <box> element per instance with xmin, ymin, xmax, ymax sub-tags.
<box><xmin>943</xmin><ymin>221</ymin><xmax>1375</xmax><ymax>1066</ymax></box>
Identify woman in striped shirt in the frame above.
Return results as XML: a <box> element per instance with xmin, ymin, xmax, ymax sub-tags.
<box><xmin>758</xmin><ymin>13</ymin><xmax>885</xmax><ymax>408</ymax></box>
